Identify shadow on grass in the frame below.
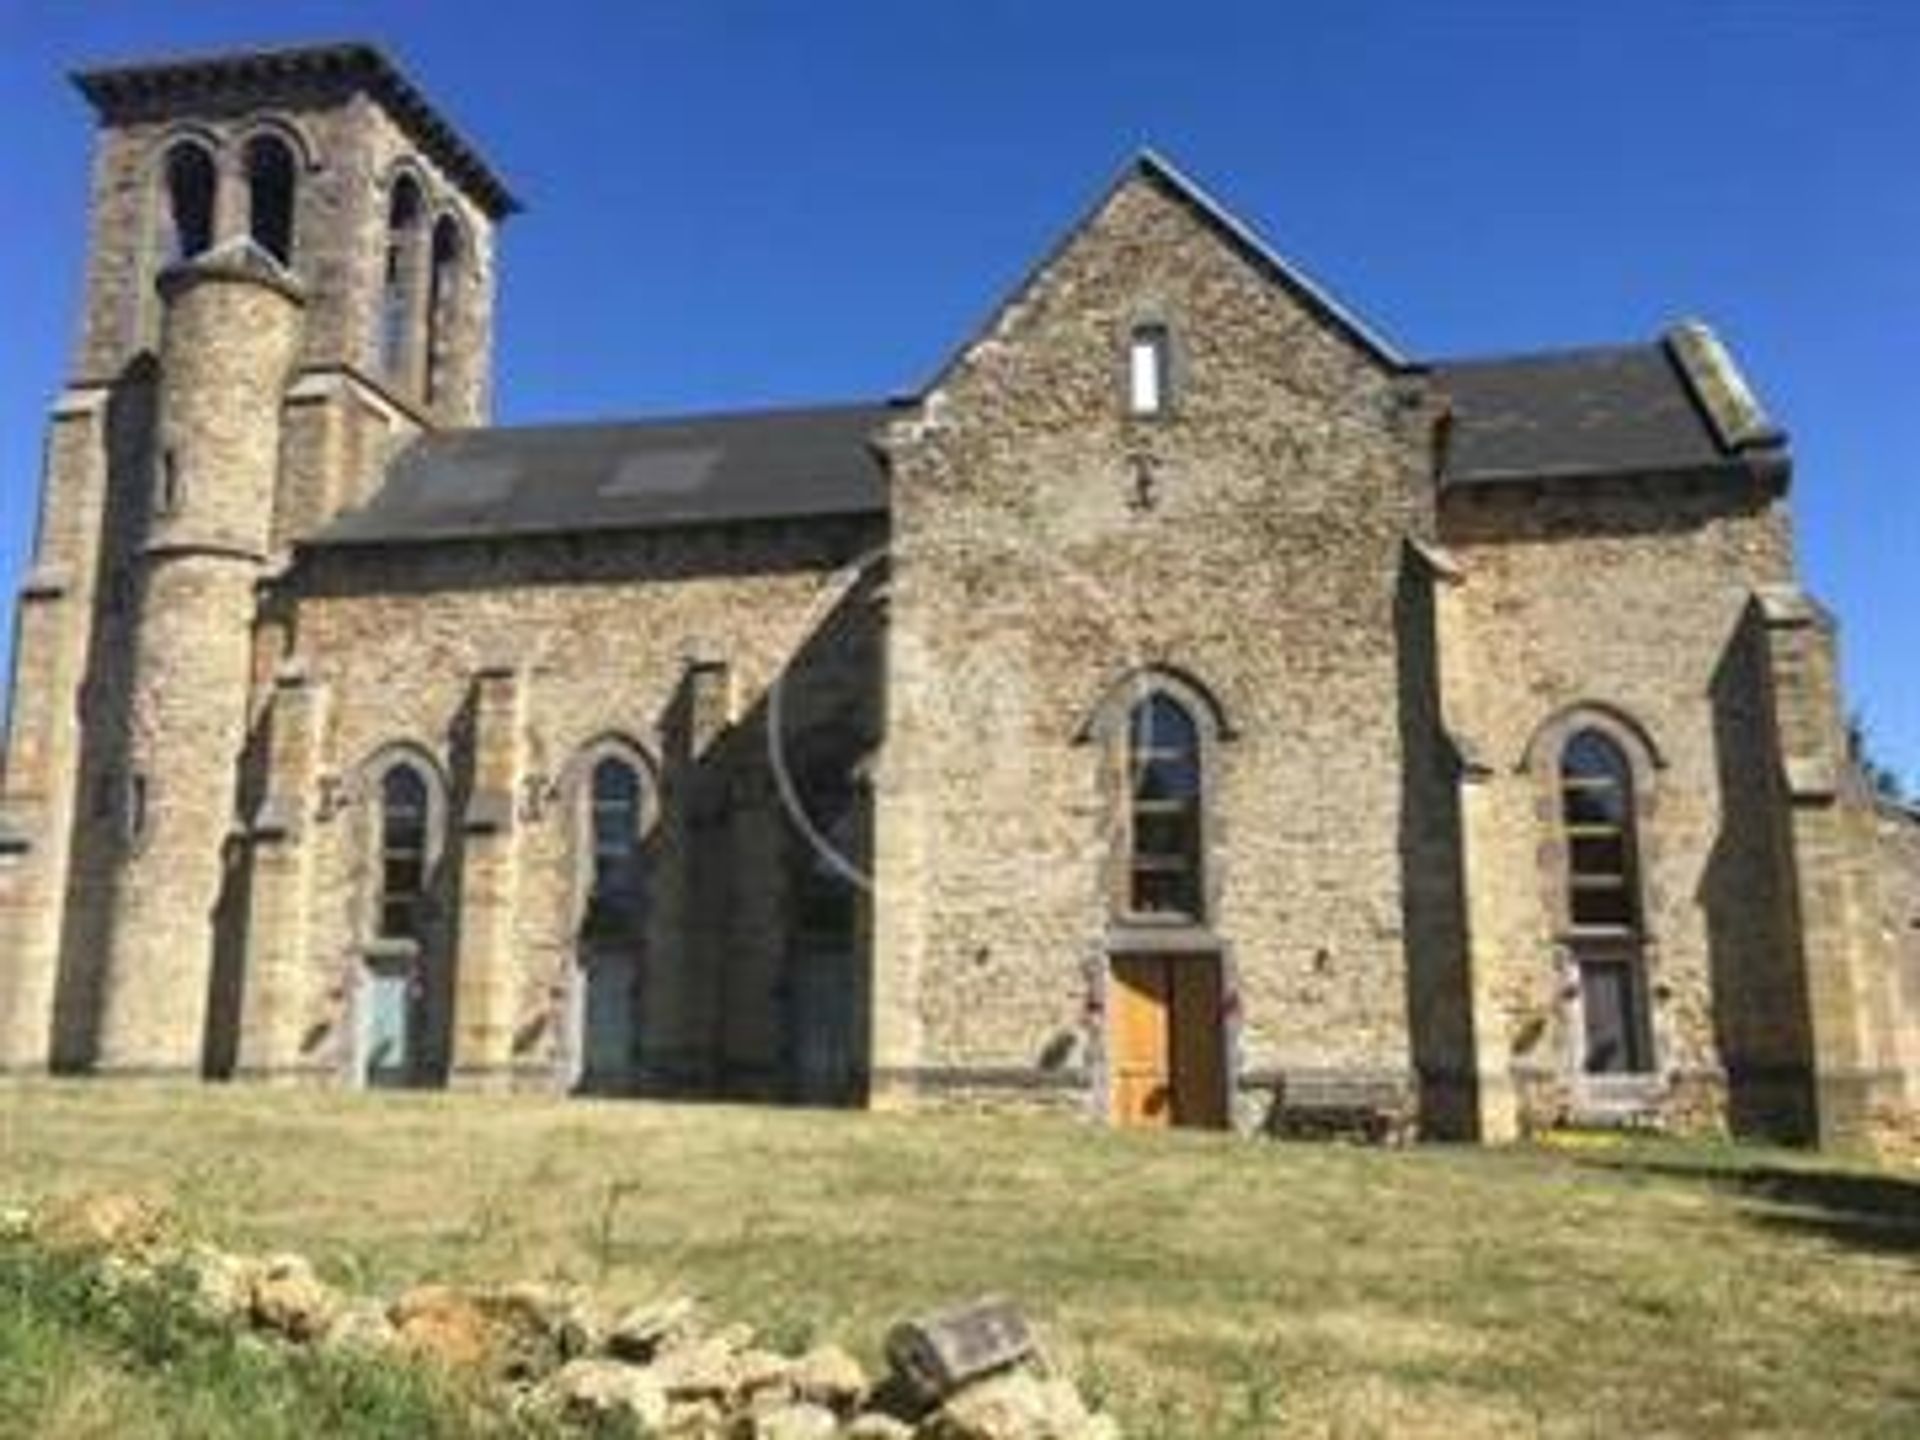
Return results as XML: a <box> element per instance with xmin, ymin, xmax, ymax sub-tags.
<box><xmin>1577</xmin><ymin>1151</ymin><xmax>1920</xmax><ymax>1258</ymax></box>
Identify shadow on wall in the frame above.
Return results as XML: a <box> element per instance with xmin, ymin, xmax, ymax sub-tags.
<box><xmin>50</xmin><ymin>355</ymin><xmax>159</xmax><ymax>1072</ymax></box>
<box><xmin>1576</xmin><ymin>1151</ymin><xmax>1920</xmax><ymax>1257</ymax></box>
<box><xmin>1392</xmin><ymin>544</ymin><xmax>1479</xmax><ymax>1140</ymax></box>
<box><xmin>202</xmin><ymin>705</ymin><xmax>273</xmax><ymax>1079</ymax></box>
<box><xmin>679</xmin><ymin>554</ymin><xmax>884</xmax><ymax>1107</ymax></box>
<box><xmin>1703</xmin><ymin>602</ymin><xmax>1815</xmax><ymax>1143</ymax></box>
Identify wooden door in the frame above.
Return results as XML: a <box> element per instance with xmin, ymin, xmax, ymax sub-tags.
<box><xmin>1169</xmin><ymin>959</ymin><xmax>1228</xmax><ymax>1128</ymax></box>
<box><xmin>1111</xmin><ymin>956</ymin><xmax>1174</xmax><ymax>1127</ymax></box>
<box><xmin>1110</xmin><ymin>955</ymin><xmax>1226</xmax><ymax>1130</ymax></box>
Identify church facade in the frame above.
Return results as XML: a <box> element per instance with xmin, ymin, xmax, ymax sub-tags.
<box><xmin>1</xmin><ymin>42</ymin><xmax>1915</xmax><ymax>1149</ymax></box>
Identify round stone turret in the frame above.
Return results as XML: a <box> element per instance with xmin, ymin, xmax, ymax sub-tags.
<box><xmin>92</xmin><ymin>240</ymin><xmax>305</xmax><ymax>1074</ymax></box>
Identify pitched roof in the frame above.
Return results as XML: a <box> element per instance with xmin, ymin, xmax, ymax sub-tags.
<box><xmin>919</xmin><ymin>151</ymin><xmax>1407</xmax><ymax>398</ymax></box>
<box><xmin>73</xmin><ymin>41</ymin><xmax>518</xmax><ymax>218</ymax></box>
<box><xmin>1431</xmin><ymin>327</ymin><xmax>1789</xmax><ymax>488</ymax></box>
<box><xmin>306</xmin><ymin>403</ymin><xmax>893</xmax><ymax>548</ymax></box>
<box><xmin>1132</xmin><ymin>151</ymin><xmax>1407</xmax><ymax>371</ymax></box>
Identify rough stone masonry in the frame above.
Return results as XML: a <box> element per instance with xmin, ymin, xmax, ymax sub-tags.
<box><xmin>0</xmin><ymin>40</ymin><xmax>1915</xmax><ymax>1150</ymax></box>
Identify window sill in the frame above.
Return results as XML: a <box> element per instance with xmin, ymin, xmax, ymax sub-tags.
<box><xmin>361</xmin><ymin>937</ymin><xmax>421</xmax><ymax>964</ymax></box>
<box><xmin>1566</xmin><ymin>1072</ymin><xmax>1668</xmax><ymax>1127</ymax></box>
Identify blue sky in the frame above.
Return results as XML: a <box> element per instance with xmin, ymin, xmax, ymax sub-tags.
<box><xmin>1</xmin><ymin>2</ymin><xmax>1915</xmax><ymax>778</ymax></box>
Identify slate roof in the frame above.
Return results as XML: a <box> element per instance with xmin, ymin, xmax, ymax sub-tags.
<box><xmin>308</xmin><ymin>403</ymin><xmax>894</xmax><ymax>547</ymax></box>
<box><xmin>1431</xmin><ymin>335</ymin><xmax>1788</xmax><ymax>488</ymax></box>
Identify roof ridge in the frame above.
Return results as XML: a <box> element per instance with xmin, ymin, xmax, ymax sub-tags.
<box><xmin>1429</xmin><ymin>339</ymin><xmax>1662</xmax><ymax>369</ymax></box>
<box><xmin>1131</xmin><ymin>150</ymin><xmax>1407</xmax><ymax>369</ymax></box>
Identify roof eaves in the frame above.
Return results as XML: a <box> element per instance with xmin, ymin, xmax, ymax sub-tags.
<box><xmin>1439</xmin><ymin>456</ymin><xmax>1779</xmax><ymax>494</ymax></box>
<box><xmin>300</xmin><ymin>500</ymin><xmax>888</xmax><ymax>553</ymax></box>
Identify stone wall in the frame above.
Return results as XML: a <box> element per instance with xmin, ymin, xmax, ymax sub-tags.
<box><xmin>237</xmin><ymin>517</ymin><xmax>883</xmax><ymax>1093</ymax></box>
<box><xmin>91</xmin><ymin>258</ymin><xmax>305</xmax><ymax>1073</ymax></box>
<box><xmin>1435</xmin><ymin>478</ymin><xmax>1802</xmax><ymax>1136</ymax></box>
<box><xmin>875</xmin><ymin>167</ymin><xmax>1434</xmax><ymax>1121</ymax></box>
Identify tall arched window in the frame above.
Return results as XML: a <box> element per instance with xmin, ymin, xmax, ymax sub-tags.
<box><xmin>1559</xmin><ymin>728</ymin><xmax>1652</xmax><ymax>1074</ymax></box>
<box><xmin>424</xmin><ymin>215</ymin><xmax>463</xmax><ymax>408</ymax></box>
<box><xmin>378</xmin><ymin>763</ymin><xmax>430</xmax><ymax>941</ymax></box>
<box><xmin>379</xmin><ymin>176</ymin><xmax>425</xmax><ymax>382</ymax></box>
<box><xmin>158</xmin><ymin>142</ymin><xmax>216</xmax><ymax>264</ymax></box>
<box><xmin>572</xmin><ymin>749</ymin><xmax>650</xmax><ymax>1092</ymax></box>
<box><xmin>243</xmin><ymin>134</ymin><xmax>297</xmax><ymax>266</ymax></box>
<box><xmin>1560</xmin><ymin>730</ymin><xmax>1640</xmax><ymax>932</ymax></box>
<box><xmin>584</xmin><ymin>756</ymin><xmax>647</xmax><ymax>939</ymax></box>
<box><xmin>1128</xmin><ymin>693</ymin><xmax>1204</xmax><ymax>918</ymax></box>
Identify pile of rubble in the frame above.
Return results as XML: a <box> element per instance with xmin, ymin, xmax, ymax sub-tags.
<box><xmin>6</xmin><ymin>1193</ymin><xmax>1120</xmax><ymax>1440</ymax></box>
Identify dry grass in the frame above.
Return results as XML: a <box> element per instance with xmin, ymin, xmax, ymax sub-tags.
<box><xmin>1</xmin><ymin>1081</ymin><xmax>1917</xmax><ymax>1437</ymax></box>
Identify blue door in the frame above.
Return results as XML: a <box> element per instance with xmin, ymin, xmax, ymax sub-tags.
<box><xmin>577</xmin><ymin>949</ymin><xmax>636</xmax><ymax>1092</ymax></box>
<box><xmin>363</xmin><ymin>965</ymin><xmax>414</xmax><ymax>1088</ymax></box>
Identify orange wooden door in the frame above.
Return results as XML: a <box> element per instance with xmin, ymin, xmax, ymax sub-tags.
<box><xmin>1169</xmin><ymin>959</ymin><xmax>1227</xmax><ymax>1129</ymax></box>
<box><xmin>1111</xmin><ymin>956</ymin><xmax>1174</xmax><ymax>1127</ymax></box>
<box><xmin>1111</xmin><ymin>956</ymin><xmax>1226</xmax><ymax>1130</ymax></box>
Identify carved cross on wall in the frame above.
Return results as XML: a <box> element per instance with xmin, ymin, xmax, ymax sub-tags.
<box><xmin>1128</xmin><ymin>453</ymin><xmax>1158</xmax><ymax>513</ymax></box>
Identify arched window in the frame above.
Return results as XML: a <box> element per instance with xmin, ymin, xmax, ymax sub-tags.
<box><xmin>378</xmin><ymin>763</ymin><xmax>430</xmax><ymax>942</ymax></box>
<box><xmin>379</xmin><ymin>176</ymin><xmax>425</xmax><ymax>382</ymax></box>
<box><xmin>1560</xmin><ymin>730</ymin><xmax>1640</xmax><ymax>932</ymax></box>
<box><xmin>243</xmin><ymin>134</ymin><xmax>297</xmax><ymax>266</ymax></box>
<box><xmin>158</xmin><ymin>142</ymin><xmax>216</xmax><ymax>264</ymax></box>
<box><xmin>1128</xmin><ymin>693</ymin><xmax>1204</xmax><ymax>918</ymax></box>
<box><xmin>584</xmin><ymin>755</ymin><xmax>647</xmax><ymax>939</ymax></box>
<box><xmin>424</xmin><ymin>215</ymin><xmax>463</xmax><ymax>408</ymax></box>
<box><xmin>1559</xmin><ymin>728</ymin><xmax>1652</xmax><ymax>1075</ymax></box>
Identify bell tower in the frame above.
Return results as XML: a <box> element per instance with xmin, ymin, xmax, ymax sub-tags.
<box><xmin>0</xmin><ymin>43</ymin><xmax>516</xmax><ymax>1074</ymax></box>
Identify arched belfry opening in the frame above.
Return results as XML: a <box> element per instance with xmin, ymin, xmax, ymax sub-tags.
<box><xmin>158</xmin><ymin>141</ymin><xmax>216</xmax><ymax>265</ymax></box>
<box><xmin>379</xmin><ymin>173</ymin><xmax>426</xmax><ymax>383</ymax></box>
<box><xmin>424</xmin><ymin>214</ymin><xmax>464</xmax><ymax>408</ymax></box>
<box><xmin>243</xmin><ymin>133</ymin><xmax>297</xmax><ymax>266</ymax></box>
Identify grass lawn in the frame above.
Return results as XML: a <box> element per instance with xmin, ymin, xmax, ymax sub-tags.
<box><xmin>0</xmin><ymin>1082</ymin><xmax>1916</xmax><ymax>1438</ymax></box>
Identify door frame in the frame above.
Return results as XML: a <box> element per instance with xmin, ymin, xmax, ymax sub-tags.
<box><xmin>1086</xmin><ymin>933</ymin><xmax>1239</xmax><ymax>1129</ymax></box>
<box><xmin>1559</xmin><ymin>934</ymin><xmax>1665</xmax><ymax>1120</ymax></box>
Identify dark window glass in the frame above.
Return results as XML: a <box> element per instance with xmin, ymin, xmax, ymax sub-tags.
<box><xmin>156</xmin><ymin>450</ymin><xmax>182</xmax><ymax>517</ymax></box>
<box><xmin>379</xmin><ymin>764</ymin><xmax>429</xmax><ymax>941</ymax></box>
<box><xmin>1128</xmin><ymin>694</ymin><xmax>1203</xmax><ymax>917</ymax></box>
<box><xmin>585</xmin><ymin>757</ymin><xmax>645</xmax><ymax>939</ymax></box>
<box><xmin>162</xmin><ymin>144</ymin><xmax>216</xmax><ymax>262</ymax></box>
<box><xmin>125</xmin><ymin>773</ymin><xmax>148</xmax><ymax>847</ymax></box>
<box><xmin>244</xmin><ymin>135</ymin><xmax>297</xmax><ymax>265</ymax></box>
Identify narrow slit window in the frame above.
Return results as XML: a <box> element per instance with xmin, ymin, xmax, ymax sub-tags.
<box><xmin>155</xmin><ymin>449</ymin><xmax>182</xmax><ymax>517</ymax></box>
<box><xmin>1129</xmin><ymin>324</ymin><xmax>1171</xmax><ymax>417</ymax></box>
<box><xmin>125</xmin><ymin>773</ymin><xmax>149</xmax><ymax>847</ymax></box>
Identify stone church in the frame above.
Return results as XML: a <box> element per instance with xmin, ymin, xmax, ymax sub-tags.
<box><xmin>1</xmin><ymin>41</ymin><xmax>1915</xmax><ymax>1149</ymax></box>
